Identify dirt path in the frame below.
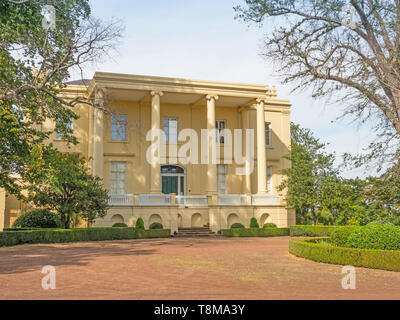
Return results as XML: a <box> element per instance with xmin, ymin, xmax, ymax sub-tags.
<box><xmin>0</xmin><ymin>236</ymin><xmax>399</xmax><ymax>299</ymax></box>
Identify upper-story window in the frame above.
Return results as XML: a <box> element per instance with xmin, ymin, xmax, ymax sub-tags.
<box><xmin>111</xmin><ymin>114</ymin><xmax>127</xmax><ymax>141</ymax></box>
<box><xmin>56</xmin><ymin>121</ymin><xmax>73</xmax><ymax>139</ymax></box>
<box><xmin>216</xmin><ymin>120</ymin><xmax>226</xmax><ymax>145</ymax></box>
<box><xmin>265</xmin><ymin>123</ymin><xmax>271</xmax><ymax>147</ymax></box>
<box><xmin>110</xmin><ymin>162</ymin><xmax>126</xmax><ymax>194</ymax></box>
<box><xmin>163</xmin><ymin>118</ymin><xmax>178</xmax><ymax>143</ymax></box>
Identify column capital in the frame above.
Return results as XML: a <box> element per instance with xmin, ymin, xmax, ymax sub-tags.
<box><xmin>150</xmin><ymin>90</ymin><xmax>164</xmax><ymax>97</ymax></box>
<box><xmin>256</xmin><ymin>97</ymin><xmax>267</xmax><ymax>104</ymax></box>
<box><xmin>206</xmin><ymin>94</ymin><xmax>219</xmax><ymax>101</ymax></box>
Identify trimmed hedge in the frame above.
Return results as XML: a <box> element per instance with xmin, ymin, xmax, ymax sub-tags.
<box><xmin>149</xmin><ymin>222</ymin><xmax>163</xmax><ymax>230</ymax></box>
<box><xmin>136</xmin><ymin>217</ymin><xmax>145</xmax><ymax>230</ymax></box>
<box><xmin>0</xmin><ymin>227</ymin><xmax>171</xmax><ymax>247</ymax></box>
<box><xmin>231</xmin><ymin>223</ymin><xmax>245</xmax><ymax>229</ymax></box>
<box><xmin>290</xmin><ymin>225</ymin><xmax>359</xmax><ymax>237</ymax></box>
<box><xmin>263</xmin><ymin>223</ymin><xmax>277</xmax><ymax>228</ymax></box>
<box><xmin>250</xmin><ymin>218</ymin><xmax>259</xmax><ymax>228</ymax></box>
<box><xmin>112</xmin><ymin>223</ymin><xmax>128</xmax><ymax>228</ymax></box>
<box><xmin>221</xmin><ymin>227</ymin><xmax>289</xmax><ymax>237</ymax></box>
<box><xmin>346</xmin><ymin>224</ymin><xmax>400</xmax><ymax>250</ymax></box>
<box><xmin>289</xmin><ymin>237</ymin><xmax>400</xmax><ymax>272</ymax></box>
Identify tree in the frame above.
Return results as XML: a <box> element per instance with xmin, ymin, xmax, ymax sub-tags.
<box><xmin>278</xmin><ymin>123</ymin><xmax>340</xmax><ymax>225</ymax></box>
<box><xmin>234</xmin><ymin>1</ymin><xmax>400</xmax><ymax>166</ymax></box>
<box><xmin>0</xmin><ymin>0</ymin><xmax>123</xmax><ymax>198</ymax></box>
<box><xmin>25</xmin><ymin>150</ymin><xmax>109</xmax><ymax>228</ymax></box>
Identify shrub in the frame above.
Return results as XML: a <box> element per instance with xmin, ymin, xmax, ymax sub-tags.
<box><xmin>231</xmin><ymin>223</ymin><xmax>245</xmax><ymax>229</ymax></box>
<box><xmin>0</xmin><ymin>227</ymin><xmax>171</xmax><ymax>247</ymax></box>
<box><xmin>367</xmin><ymin>220</ymin><xmax>394</xmax><ymax>226</ymax></box>
<box><xmin>263</xmin><ymin>223</ymin><xmax>277</xmax><ymax>228</ymax></box>
<box><xmin>12</xmin><ymin>209</ymin><xmax>62</xmax><ymax>229</ymax></box>
<box><xmin>149</xmin><ymin>222</ymin><xmax>163</xmax><ymax>229</ymax></box>
<box><xmin>112</xmin><ymin>223</ymin><xmax>128</xmax><ymax>228</ymax></box>
<box><xmin>135</xmin><ymin>217</ymin><xmax>145</xmax><ymax>230</ymax></box>
<box><xmin>250</xmin><ymin>217</ymin><xmax>259</xmax><ymax>228</ymax></box>
<box><xmin>330</xmin><ymin>226</ymin><xmax>361</xmax><ymax>247</ymax></box>
<box><xmin>289</xmin><ymin>237</ymin><xmax>400</xmax><ymax>272</ymax></box>
<box><xmin>222</xmin><ymin>228</ymin><xmax>289</xmax><ymax>237</ymax></box>
<box><xmin>290</xmin><ymin>225</ymin><xmax>357</xmax><ymax>237</ymax></box>
<box><xmin>346</xmin><ymin>224</ymin><xmax>400</xmax><ymax>250</ymax></box>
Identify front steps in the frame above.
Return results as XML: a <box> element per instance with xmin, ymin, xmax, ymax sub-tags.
<box><xmin>175</xmin><ymin>227</ymin><xmax>216</xmax><ymax>238</ymax></box>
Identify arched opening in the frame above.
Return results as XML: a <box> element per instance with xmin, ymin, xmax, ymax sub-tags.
<box><xmin>260</xmin><ymin>213</ymin><xmax>272</xmax><ymax>226</ymax></box>
<box><xmin>191</xmin><ymin>213</ymin><xmax>203</xmax><ymax>227</ymax></box>
<box><xmin>177</xmin><ymin>214</ymin><xmax>183</xmax><ymax>228</ymax></box>
<box><xmin>161</xmin><ymin>165</ymin><xmax>186</xmax><ymax>195</ymax></box>
<box><xmin>149</xmin><ymin>214</ymin><xmax>162</xmax><ymax>225</ymax></box>
<box><xmin>111</xmin><ymin>214</ymin><xmax>124</xmax><ymax>224</ymax></box>
<box><xmin>227</xmin><ymin>213</ymin><xmax>239</xmax><ymax>228</ymax></box>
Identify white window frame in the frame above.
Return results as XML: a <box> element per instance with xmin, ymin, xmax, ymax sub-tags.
<box><xmin>216</xmin><ymin>120</ymin><xmax>226</xmax><ymax>145</ymax></box>
<box><xmin>163</xmin><ymin>117</ymin><xmax>178</xmax><ymax>143</ymax></box>
<box><xmin>110</xmin><ymin>162</ymin><xmax>127</xmax><ymax>195</ymax></box>
<box><xmin>265</xmin><ymin>122</ymin><xmax>271</xmax><ymax>147</ymax></box>
<box><xmin>111</xmin><ymin>114</ymin><xmax>127</xmax><ymax>141</ymax></box>
<box><xmin>217</xmin><ymin>164</ymin><xmax>227</xmax><ymax>195</ymax></box>
<box><xmin>267</xmin><ymin>166</ymin><xmax>273</xmax><ymax>194</ymax></box>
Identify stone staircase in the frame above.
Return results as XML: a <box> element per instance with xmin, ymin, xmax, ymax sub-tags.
<box><xmin>174</xmin><ymin>227</ymin><xmax>216</xmax><ymax>238</ymax></box>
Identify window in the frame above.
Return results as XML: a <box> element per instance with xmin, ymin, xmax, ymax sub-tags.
<box><xmin>56</xmin><ymin>121</ymin><xmax>73</xmax><ymax>139</ymax></box>
<box><xmin>217</xmin><ymin>164</ymin><xmax>227</xmax><ymax>195</ymax></box>
<box><xmin>267</xmin><ymin>166</ymin><xmax>273</xmax><ymax>194</ymax></box>
<box><xmin>265</xmin><ymin>123</ymin><xmax>271</xmax><ymax>147</ymax></box>
<box><xmin>111</xmin><ymin>114</ymin><xmax>127</xmax><ymax>141</ymax></box>
<box><xmin>216</xmin><ymin>120</ymin><xmax>226</xmax><ymax>144</ymax></box>
<box><xmin>163</xmin><ymin>118</ymin><xmax>178</xmax><ymax>143</ymax></box>
<box><xmin>110</xmin><ymin>162</ymin><xmax>126</xmax><ymax>194</ymax></box>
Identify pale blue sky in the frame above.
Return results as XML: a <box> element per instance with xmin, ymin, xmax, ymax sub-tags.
<box><xmin>78</xmin><ymin>0</ymin><xmax>377</xmax><ymax>178</ymax></box>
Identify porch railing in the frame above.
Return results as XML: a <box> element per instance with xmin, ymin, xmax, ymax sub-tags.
<box><xmin>176</xmin><ymin>195</ymin><xmax>208</xmax><ymax>207</ymax></box>
<box><xmin>108</xmin><ymin>194</ymin><xmax>134</xmax><ymax>206</ymax></box>
<box><xmin>138</xmin><ymin>194</ymin><xmax>171</xmax><ymax>206</ymax></box>
<box><xmin>218</xmin><ymin>194</ymin><xmax>247</xmax><ymax>206</ymax></box>
<box><xmin>251</xmin><ymin>194</ymin><xmax>279</xmax><ymax>206</ymax></box>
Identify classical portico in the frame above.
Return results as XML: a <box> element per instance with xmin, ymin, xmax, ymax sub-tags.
<box><xmin>70</xmin><ymin>72</ymin><xmax>295</xmax><ymax>232</ymax></box>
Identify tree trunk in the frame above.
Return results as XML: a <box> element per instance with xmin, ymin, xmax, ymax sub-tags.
<box><xmin>311</xmin><ymin>208</ymin><xmax>316</xmax><ymax>226</ymax></box>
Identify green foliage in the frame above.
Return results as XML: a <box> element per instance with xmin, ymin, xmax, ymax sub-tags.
<box><xmin>0</xmin><ymin>227</ymin><xmax>171</xmax><ymax>247</ymax></box>
<box><xmin>330</xmin><ymin>226</ymin><xmax>361</xmax><ymax>247</ymax></box>
<box><xmin>222</xmin><ymin>228</ymin><xmax>289</xmax><ymax>237</ymax></box>
<box><xmin>278</xmin><ymin>123</ymin><xmax>341</xmax><ymax>225</ymax></box>
<box><xmin>263</xmin><ymin>223</ymin><xmax>277</xmax><ymax>228</ymax></box>
<box><xmin>230</xmin><ymin>223</ymin><xmax>245</xmax><ymax>229</ymax></box>
<box><xmin>26</xmin><ymin>151</ymin><xmax>109</xmax><ymax>228</ymax></box>
<box><xmin>149</xmin><ymin>222</ymin><xmax>163</xmax><ymax>230</ymax></box>
<box><xmin>346</xmin><ymin>224</ymin><xmax>400</xmax><ymax>250</ymax></box>
<box><xmin>135</xmin><ymin>217</ymin><xmax>144</xmax><ymax>230</ymax></box>
<box><xmin>0</xmin><ymin>0</ymin><xmax>122</xmax><ymax>201</ymax></box>
<box><xmin>12</xmin><ymin>209</ymin><xmax>62</xmax><ymax>228</ymax></box>
<box><xmin>250</xmin><ymin>217</ymin><xmax>259</xmax><ymax>228</ymax></box>
<box><xmin>112</xmin><ymin>223</ymin><xmax>128</xmax><ymax>228</ymax></box>
<box><xmin>289</xmin><ymin>238</ymin><xmax>400</xmax><ymax>272</ymax></box>
<box><xmin>290</xmin><ymin>225</ymin><xmax>359</xmax><ymax>237</ymax></box>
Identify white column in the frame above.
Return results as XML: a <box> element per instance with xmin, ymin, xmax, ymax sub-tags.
<box><xmin>150</xmin><ymin>91</ymin><xmax>163</xmax><ymax>193</ymax></box>
<box><xmin>256</xmin><ymin>98</ymin><xmax>267</xmax><ymax>194</ymax></box>
<box><xmin>92</xmin><ymin>88</ymin><xmax>105</xmax><ymax>178</ymax></box>
<box><xmin>206</xmin><ymin>95</ymin><xmax>218</xmax><ymax>195</ymax></box>
<box><xmin>241</xmin><ymin>108</ymin><xmax>251</xmax><ymax>194</ymax></box>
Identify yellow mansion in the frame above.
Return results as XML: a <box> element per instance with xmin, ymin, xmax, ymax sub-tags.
<box><xmin>0</xmin><ymin>72</ymin><xmax>295</xmax><ymax>234</ymax></box>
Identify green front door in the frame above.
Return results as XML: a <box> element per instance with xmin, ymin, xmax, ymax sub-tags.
<box><xmin>162</xmin><ymin>176</ymin><xmax>178</xmax><ymax>194</ymax></box>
